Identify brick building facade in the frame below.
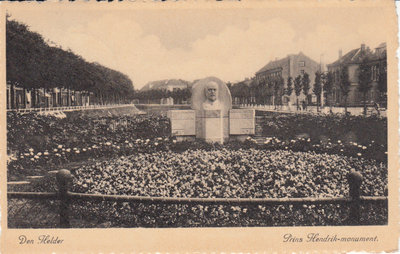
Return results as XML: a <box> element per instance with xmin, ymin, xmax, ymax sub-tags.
<box><xmin>327</xmin><ymin>43</ymin><xmax>387</xmax><ymax>107</ymax></box>
<box><xmin>254</xmin><ymin>52</ymin><xmax>320</xmax><ymax>106</ymax></box>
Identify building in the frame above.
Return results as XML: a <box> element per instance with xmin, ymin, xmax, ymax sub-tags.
<box><xmin>255</xmin><ymin>52</ymin><xmax>320</xmax><ymax>106</ymax></box>
<box><xmin>6</xmin><ymin>84</ymin><xmax>91</xmax><ymax>110</ymax></box>
<box><xmin>141</xmin><ymin>79</ymin><xmax>191</xmax><ymax>92</ymax></box>
<box><xmin>139</xmin><ymin>79</ymin><xmax>192</xmax><ymax>105</ymax></box>
<box><xmin>327</xmin><ymin>43</ymin><xmax>387</xmax><ymax>107</ymax></box>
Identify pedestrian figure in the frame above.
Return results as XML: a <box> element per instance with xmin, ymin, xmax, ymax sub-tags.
<box><xmin>302</xmin><ymin>100</ymin><xmax>306</xmax><ymax>111</ymax></box>
<box><xmin>374</xmin><ymin>102</ymin><xmax>380</xmax><ymax>116</ymax></box>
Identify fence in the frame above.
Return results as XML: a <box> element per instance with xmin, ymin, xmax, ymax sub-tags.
<box><xmin>8</xmin><ymin>169</ymin><xmax>387</xmax><ymax>228</ymax></box>
<box><xmin>6</xmin><ymin>104</ymin><xmax>138</xmax><ymax>114</ymax></box>
<box><xmin>239</xmin><ymin>104</ymin><xmax>386</xmax><ymax>117</ymax></box>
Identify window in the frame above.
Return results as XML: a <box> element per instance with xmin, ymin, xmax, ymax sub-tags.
<box><xmin>299</xmin><ymin>61</ymin><xmax>305</xmax><ymax>67</ymax></box>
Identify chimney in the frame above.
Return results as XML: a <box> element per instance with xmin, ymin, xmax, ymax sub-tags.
<box><xmin>339</xmin><ymin>49</ymin><xmax>342</xmax><ymax>59</ymax></box>
<box><xmin>361</xmin><ymin>43</ymin><xmax>366</xmax><ymax>51</ymax></box>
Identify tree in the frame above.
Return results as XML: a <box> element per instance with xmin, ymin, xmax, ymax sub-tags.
<box><xmin>275</xmin><ymin>76</ymin><xmax>284</xmax><ymax>108</ymax></box>
<box><xmin>313</xmin><ymin>71</ymin><xmax>323</xmax><ymax>111</ymax></box>
<box><xmin>286</xmin><ymin>76</ymin><xmax>293</xmax><ymax>97</ymax></box>
<box><xmin>323</xmin><ymin>71</ymin><xmax>334</xmax><ymax>109</ymax></box>
<box><xmin>358</xmin><ymin>56</ymin><xmax>373</xmax><ymax>115</ymax></box>
<box><xmin>377</xmin><ymin>64</ymin><xmax>387</xmax><ymax>106</ymax></box>
<box><xmin>339</xmin><ymin>66</ymin><xmax>351</xmax><ymax>113</ymax></box>
<box><xmin>6</xmin><ymin>18</ymin><xmax>135</xmax><ymax>108</ymax></box>
<box><xmin>302</xmin><ymin>72</ymin><xmax>310</xmax><ymax>104</ymax></box>
<box><xmin>294</xmin><ymin>75</ymin><xmax>302</xmax><ymax>110</ymax></box>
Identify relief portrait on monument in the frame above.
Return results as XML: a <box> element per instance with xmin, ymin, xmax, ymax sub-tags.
<box><xmin>191</xmin><ymin>76</ymin><xmax>232</xmax><ymax>115</ymax></box>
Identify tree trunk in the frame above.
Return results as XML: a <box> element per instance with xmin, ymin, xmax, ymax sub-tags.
<box><xmin>344</xmin><ymin>95</ymin><xmax>348</xmax><ymax>114</ymax></box>
<box><xmin>363</xmin><ymin>93</ymin><xmax>367</xmax><ymax>116</ymax></box>
<box><xmin>67</xmin><ymin>87</ymin><xmax>71</xmax><ymax>106</ymax></box>
<box><xmin>10</xmin><ymin>83</ymin><xmax>15</xmax><ymax>109</ymax></box>
<box><xmin>32</xmin><ymin>88</ymin><xmax>36</xmax><ymax>108</ymax></box>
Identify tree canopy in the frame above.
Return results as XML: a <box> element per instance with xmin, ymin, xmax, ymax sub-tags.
<box><xmin>6</xmin><ymin>18</ymin><xmax>135</xmax><ymax>103</ymax></box>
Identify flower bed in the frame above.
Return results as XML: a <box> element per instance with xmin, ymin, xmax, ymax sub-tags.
<box><xmin>7</xmin><ymin>112</ymin><xmax>387</xmax><ymax>181</ymax></box>
<box><xmin>64</xmin><ymin>149</ymin><xmax>386</xmax><ymax>227</ymax></box>
<box><xmin>257</xmin><ymin>112</ymin><xmax>387</xmax><ymax>147</ymax></box>
<box><xmin>72</xmin><ymin>149</ymin><xmax>386</xmax><ymax>198</ymax></box>
<box><xmin>7</xmin><ymin>110</ymin><xmax>388</xmax><ymax>227</ymax></box>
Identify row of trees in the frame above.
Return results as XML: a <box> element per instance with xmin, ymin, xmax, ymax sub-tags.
<box><xmin>229</xmin><ymin>73</ymin><xmax>310</xmax><ymax>109</ymax></box>
<box><xmin>230</xmin><ymin>57</ymin><xmax>387</xmax><ymax>115</ymax></box>
<box><xmin>7</xmin><ymin>17</ymin><xmax>135</xmax><ymax>106</ymax></box>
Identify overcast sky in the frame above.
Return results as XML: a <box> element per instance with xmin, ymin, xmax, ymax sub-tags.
<box><xmin>7</xmin><ymin>4</ymin><xmax>390</xmax><ymax>89</ymax></box>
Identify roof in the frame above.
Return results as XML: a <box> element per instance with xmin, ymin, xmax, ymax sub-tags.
<box><xmin>141</xmin><ymin>79</ymin><xmax>190</xmax><ymax>91</ymax></box>
<box><xmin>376</xmin><ymin>42</ymin><xmax>386</xmax><ymax>49</ymax></box>
<box><xmin>328</xmin><ymin>48</ymin><xmax>362</xmax><ymax>67</ymax></box>
<box><xmin>255</xmin><ymin>52</ymin><xmax>318</xmax><ymax>75</ymax></box>
<box><xmin>256</xmin><ymin>57</ymin><xmax>288</xmax><ymax>75</ymax></box>
<box><xmin>328</xmin><ymin>43</ymin><xmax>386</xmax><ymax>67</ymax></box>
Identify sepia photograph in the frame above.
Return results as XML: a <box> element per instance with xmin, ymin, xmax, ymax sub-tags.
<box><xmin>1</xmin><ymin>1</ymin><xmax>398</xmax><ymax>253</ymax></box>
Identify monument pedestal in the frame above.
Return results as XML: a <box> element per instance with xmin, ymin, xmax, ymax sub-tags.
<box><xmin>195</xmin><ymin>110</ymin><xmax>228</xmax><ymax>143</ymax></box>
<box><xmin>168</xmin><ymin>110</ymin><xmax>196</xmax><ymax>142</ymax></box>
<box><xmin>168</xmin><ymin>108</ymin><xmax>255</xmax><ymax>144</ymax></box>
<box><xmin>229</xmin><ymin>109</ymin><xmax>255</xmax><ymax>137</ymax></box>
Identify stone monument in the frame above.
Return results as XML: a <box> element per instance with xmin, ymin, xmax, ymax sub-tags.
<box><xmin>168</xmin><ymin>77</ymin><xmax>255</xmax><ymax>143</ymax></box>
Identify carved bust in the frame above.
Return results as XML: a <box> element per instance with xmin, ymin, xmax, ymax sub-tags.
<box><xmin>191</xmin><ymin>76</ymin><xmax>232</xmax><ymax>116</ymax></box>
<box><xmin>202</xmin><ymin>81</ymin><xmax>222</xmax><ymax>110</ymax></box>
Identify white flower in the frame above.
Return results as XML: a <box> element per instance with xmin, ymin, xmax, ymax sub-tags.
<box><xmin>53</xmin><ymin>149</ymin><xmax>58</xmax><ymax>152</ymax></box>
<box><xmin>357</xmin><ymin>153</ymin><xmax>362</xmax><ymax>156</ymax></box>
<box><xmin>34</xmin><ymin>155</ymin><xmax>39</xmax><ymax>159</ymax></box>
<box><xmin>362</xmin><ymin>146</ymin><xmax>367</xmax><ymax>150</ymax></box>
<box><xmin>28</xmin><ymin>148</ymin><xmax>34</xmax><ymax>152</ymax></box>
<box><xmin>75</xmin><ymin>150</ymin><xmax>80</xmax><ymax>154</ymax></box>
<box><xmin>66</xmin><ymin>148</ymin><xmax>71</xmax><ymax>152</ymax></box>
<box><xmin>37</xmin><ymin>152</ymin><xmax>42</xmax><ymax>156</ymax></box>
<box><xmin>57</xmin><ymin>145</ymin><xmax>63</xmax><ymax>149</ymax></box>
<box><xmin>106</xmin><ymin>142</ymin><xmax>112</xmax><ymax>146</ymax></box>
<box><xmin>44</xmin><ymin>151</ymin><xmax>49</xmax><ymax>156</ymax></box>
<box><xmin>82</xmin><ymin>148</ymin><xmax>87</xmax><ymax>152</ymax></box>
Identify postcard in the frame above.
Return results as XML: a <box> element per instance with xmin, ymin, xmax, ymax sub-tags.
<box><xmin>1</xmin><ymin>1</ymin><xmax>398</xmax><ymax>253</ymax></box>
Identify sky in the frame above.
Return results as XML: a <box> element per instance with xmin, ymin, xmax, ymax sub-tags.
<box><xmin>6</xmin><ymin>4</ymin><xmax>390</xmax><ymax>89</ymax></box>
